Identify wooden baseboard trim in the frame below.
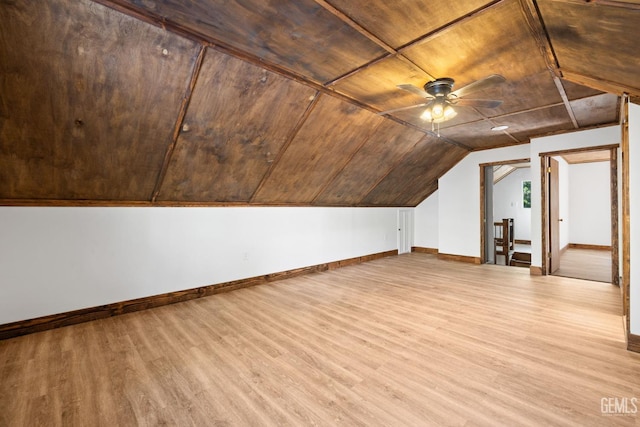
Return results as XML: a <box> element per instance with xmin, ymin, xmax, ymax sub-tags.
<box><xmin>0</xmin><ymin>249</ymin><xmax>398</xmax><ymax>341</ymax></box>
<box><xmin>627</xmin><ymin>333</ymin><xmax>640</xmax><ymax>353</ymax></box>
<box><xmin>530</xmin><ymin>266</ymin><xmax>543</xmax><ymax>276</ymax></box>
<box><xmin>437</xmin><ymin>253</ymin><xmax>481</xmax><ymax>264</ymax></box>
<box><xmin>561</xmin><ymin>244</ymin><xmax>568</xmax><ymax>255</ymax></box>
<box><xmin>515</xmin><ymin>239</ymin><xmax>531</xmax><ymax>245</ymax></box>
<box><xmin>412</xmin><ymin>246</ymin><xmax>438</xmax><ymax>254</ymax></box>
<box><xmin>328</xmin><ymin>250</ymin><xmax>397</xmax><ymax>269</ymax></box>
<box><xmin>568</xmin><ymin>243</ymin><xmax>612</xmax><ymax>251</ymax></box>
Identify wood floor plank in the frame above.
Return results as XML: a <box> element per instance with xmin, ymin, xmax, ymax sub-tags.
<box><xmin>1</xmin><ymin>253</ymin><xmax>639</xmax><ymax>425</ymax></box>
<box><xmin>555</xmin><ymin>247</ymin><xmax>612</xmax><ymax>283</ymax></box>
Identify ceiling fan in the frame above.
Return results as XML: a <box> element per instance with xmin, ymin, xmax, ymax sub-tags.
<box><xmin>379</xmin><ymin>74</ymin><xmax>506</xmax><ymax>129</ymax></box>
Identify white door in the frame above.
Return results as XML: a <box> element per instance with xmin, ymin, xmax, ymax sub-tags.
<box><xmin>398</xmin><ymin>209</ymin><xmax>413</xmax><ymax>254</ymax></box>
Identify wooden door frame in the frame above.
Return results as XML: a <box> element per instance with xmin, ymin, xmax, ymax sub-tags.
<box><xmin>621</xmin><ymin>95</ymin><xmax>630</xmax><ymax>331</ymax></box>
<box><xmin>539</xmin><ymin>144</ymin><xmax>620</xmax><ymax>284</ymax></box>
<box><xmin>548</xmin><ymin>157</ymin><xmax>561</xmax><ymax>274</ymax></box>
<box><xmin>479</xmin><ymin>158</ymin><xmax>530</xmax><ymax>264</ymax></box>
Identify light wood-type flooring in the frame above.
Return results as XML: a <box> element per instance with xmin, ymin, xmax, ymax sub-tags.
<box><xmin>1</xmin><ymin>253</ymin><xmax>639</xmax><ymax>426</ymax></box>
<box><xmin>555</xmin><ymin>248</ymin><xmax>612</xmax><ymax>283</ymax></box>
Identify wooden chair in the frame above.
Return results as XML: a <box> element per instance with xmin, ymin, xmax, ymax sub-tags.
<box><xmin>493</xmin><ymin>218</ymin><xmax>514</xmax><ymax>265</ymax></box>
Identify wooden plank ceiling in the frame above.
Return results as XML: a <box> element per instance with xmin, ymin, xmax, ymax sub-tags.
<box><xmin>0</xmin><ymin>0</ymin><xmax>634</xmax><ymax>207</ymax></box>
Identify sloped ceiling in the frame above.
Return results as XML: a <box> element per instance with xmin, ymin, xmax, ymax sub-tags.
<box><xmin>0</xmin><ymin>0</ymin><xmax>635</xmax><ymax>207</ymax></box>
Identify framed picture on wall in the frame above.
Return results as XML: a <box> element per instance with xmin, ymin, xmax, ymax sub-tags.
<box><xmin>523</xmin><ymin>180</ymin><xmax>531</xmax><ymax>208</ymax></box>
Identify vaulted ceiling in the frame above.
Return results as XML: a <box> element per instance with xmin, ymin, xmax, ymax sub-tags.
<box><xmin>0</xmin><ymin>0</ymin><xmax>636</xmax><ymax>207</ymax></box>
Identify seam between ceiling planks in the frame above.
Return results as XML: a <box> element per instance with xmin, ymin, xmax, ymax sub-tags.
<box><xmin>444</xmin><ymin>102</ymin><xmax>561</xmax><ymax>146</ymax></box>
<box><xmin>396</xmin><ymin>95</ymin><xmax>621</xmax><ymax>152</ymax></box>
<box><xmin>528</xmin><ymin>0</ymin><xmax>640</xmax><ymax>98</ymax></box>
<box><xmin>364</xmin><ymin>135</ymin><xmax>432</xmax><ymax>206</ymax></box>
<box><xmin>553</xmin><ymin>77</ymin><xmax>580</xmax><ymax>128</ymax></box>
<box><xmin>518</xmin><ymin>0</ymin><xmax>580</xmax><ymax>128</ymax></box>
<box><xmin>561</xmin><ymin>70</ymin><xmax>640</xmax><ymax>97</ymax></box>
<box><xmin>518</xmin><ymin>0</ymin><xmax>560</xmax><ymax>75</ymax></box>
<box><xmin>440</xmin><ymin>93</ymin><xmax>616</xmax><ymax>131</ymax></box>
<box><xmin>309</xmin><ymin>0</ymin><xmax>397</xmax><ymax>56</ymax></box>
<box><xmin>151</xmin><ymin>45</ymin><xmax>207</xmax><ymax>202</ymax></box>
<box><xmin>248</xmin><ymin>93</ymin><xmax>323</xmax><ymax>204</ymax></box>
<box><xmin>309</xmin><ymin>119</ymin><xmax>387</xmax><ymax>205</ymax></box>
<box><xmin>322</xmin><ymin>0</ymin><xmax>506</xmax><ymax>87</ymax></box>
<box><xmin>360</xmin><ymin>134</ymin><xmax>434</xmax><ymax>202</ymax></box>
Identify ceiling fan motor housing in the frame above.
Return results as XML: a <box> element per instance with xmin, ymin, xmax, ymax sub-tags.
<box><xmin>424</xmin><ymin>77</ymin><xmax>455</xmax><ymax>97</ymax></box>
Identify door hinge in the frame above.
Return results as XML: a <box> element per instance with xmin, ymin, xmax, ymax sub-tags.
<box><xmin>547</xmin><ymin>167</ymin><xmax>552</xmax><ymax>173</ymax></box>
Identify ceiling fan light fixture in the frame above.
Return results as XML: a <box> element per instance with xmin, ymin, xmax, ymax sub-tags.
<box><xmin>431</xmin><ymin>99</ymin><xmax>445</xmax><ymax>119</ymax></box>
<box><xmin>444</xmin><ymin>104</ymin><xmax>457</xmax><ymax>119</ymax></box>
<box><xmin>387</xmin><ymin>75</ymin><xmax>505</xmax><ymax>126</ymax></box>
<box><xmin>420</xmin><ymin>99</ymin><xmax>456</xmax><ymax>123</ymax></box>
<box><xmin>420</xmin><ymin>108</ymin><xmax>433</xmax><ymax>122</ymax></box>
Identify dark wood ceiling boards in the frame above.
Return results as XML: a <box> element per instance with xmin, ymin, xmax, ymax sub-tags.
<box><xmin>559</xmin><ymin>79</ymin><xmax>603</xmax><ymax>100</ymax></box>
<box><xmin>538</xmin><ymin>0</ymin><xmax>640</xmax><ymax>95</ymax></box>
<box><xmin>362</xmin><ymin>137</ymin><xmax>468</xmax><ymax>206</ymax></box>
<box><xmin>314</xmin><ymin>121</ymin><xmax>427</xmax><ymax>205</ymax></box>
<box><xmin>402</xmin><ymin>0</ymin><xmax>548</xmax><ymax>88</ymax></box>
<box><xmin>570</xmin><ymin>93</ymin><xmax>620</xmax><ymax>127</ymax></box>
<box><xmin>1</xmin><ymin>0</ymin><xmax>633</xmax><ymax>207</ymax></box>
<box><xmin>325</xmin><ymin>0</ymin><xmax>496</xmax><ymax>49</ymax></box>
<box><xmin>437</xmin><ymin>103</ymin><xmax>575</xmax><ymax>150</ymax></box>
<box><xmin>0</xmin><ymin>0</ymin><xmax>200</xmax><ymax>200</ymax></box>
<box><xmin>251</xmin><ymin>94</ymin><xmax>385</xmax><ymax>204</ymax></box>
<box><xmin>104</xmin><ymin>0</ymin><xmax>388</xmax><ymax>84</ymax></box>
<box><xmin>156</xmin><ymin>48</ymin><xmax>317</xmax><ymax>203</ymax></box>
<box><xmin>331</xmin><ymin>56</ymin><xmax>432</xmax><ymax>113</ymax></box>
<box><xmin>395</xmin><ymin>0</ymin><xmax>568</xmax><ymax>133</ymax></box>
<box><xmin>496</xmin><ymin>103</ymin><xmax>575</xmax><ymax>141</ymax></box>
<box><xmin>439</xmin><ymin>121</ymin><xmax>518</xmax><ymax>151</ymax></box>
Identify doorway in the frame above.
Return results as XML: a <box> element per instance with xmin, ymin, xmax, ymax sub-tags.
<box><xmin>540</xmin><ymin>146</ymin><xmax>619</xmax><ymax>284</ymax></box>
<box><xmin>480</xmin><ymin>158</ymin><xmax>531</xmax><ymax>265</ymax></box>
<box><xmin>398</xmin><ymin>209</ymin><xmax>413</xmax><ymax>254</ymax></box>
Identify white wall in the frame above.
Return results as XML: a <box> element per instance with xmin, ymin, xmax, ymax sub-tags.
<box><xmin>414</xmin><ymin>190</ymin><xmax>439</xmax><ymax>249</ymax></box>
<box><xmin>0</xmin><ymin>207</ymin><xmax>398</xmax><ymax>324</ymax></box>
<box><xmin>530</xmin><ymin>126</ymin><xmax>620</xmax><ymax>267</ymax></box>
<box><xmin>568</xmin><ymin>161</ymin><xmax>611</xmax><ymax>246</ymax></box>
<box><xmin>493</xmin><ymin>167</ymin><xmax>531</xmax><ymax>241</ymax></box>
<box><xmin>629</xmin><ymin>102</ymin><xmax>640</xmax><ymax>334</ymax></box>
<box><xmin>438</xmin><ymin>144</ymin><xmax>530</xmax><ymax>257</ymax></box>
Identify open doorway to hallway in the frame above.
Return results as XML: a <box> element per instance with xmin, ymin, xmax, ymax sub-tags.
<box><xmin>480</xmin><ymin>158</ymin><xmax>531</xmax><ymax>267</ymax></box>
<box><xmin>540</xmin><ymin>146</ymin><xmax>619</xmax><ymax>285</ymax></box>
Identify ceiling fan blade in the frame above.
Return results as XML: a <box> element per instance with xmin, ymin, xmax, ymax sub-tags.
<box><xmin>377</xmin><ymin>102</ymin><xmax>432</xmax><ymax>116</ymax></box>
<box><xmin>451</xmin><ymin>74</ymin><xmax>506</xmax><ymax>98</ymax></box>
<box><xmin>454</xmin><ymin>98</ymin><xmax>503</xmax><ymax>108</ymax></box>
<box><xmin>397</xmin><ymin>84</ymin><xmax>434</xmax><ymax>99</ymax></box>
